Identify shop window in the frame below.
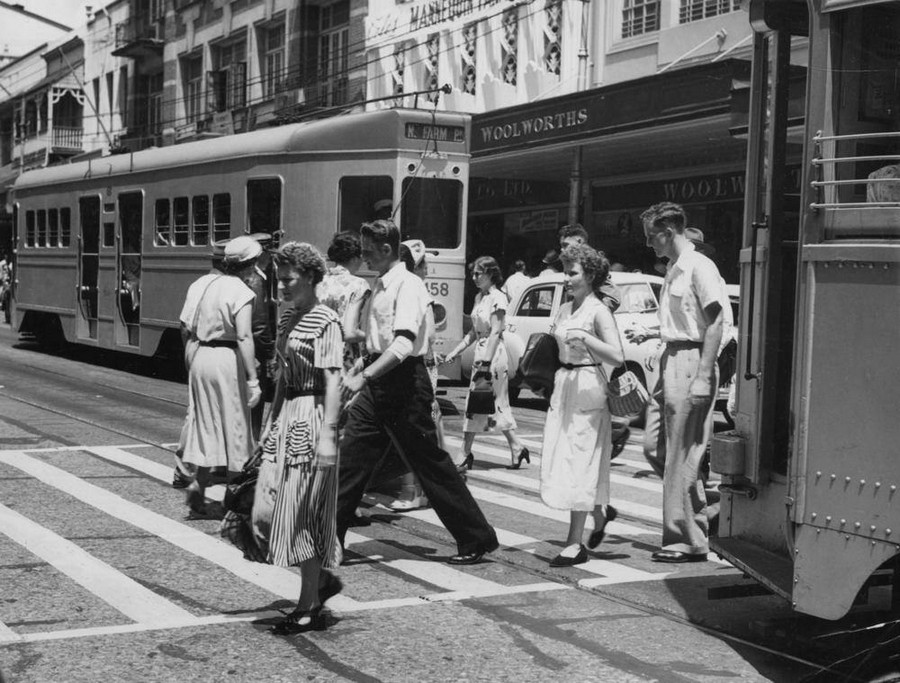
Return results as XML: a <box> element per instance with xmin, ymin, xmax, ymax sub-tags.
<box><xmin>679</xmin><ymin>0</ymin><xmax>740</xmax><ymax>24</ymax></box>
<box><xmin>622</xmin><ymin>0</ymin><xmax>660</xmax><ymax>38</ymax></box>
<box><xmin>543</xmin><ymin>0</ymin><xmax>562</xmax><ymax>76</ymax></box>
<box><xmin>425</xmin><ymin>34</ymin><xmax>440</xmax><ymax>102</ymax></box>
<box><xmin>338</xmin><ymin>176</ymin><xmax>393</xmax><ymax>233</ymax></box>
<box><xmin>213</xmin><ymin>193</ymin><xmax>231</xmax><ymax>242</ymax></box>
<box><xmin>155</xmin><ymin>199</ymin><xmax>171</xmax><ymax>246</ymax></box>
<box><xmin>25</xmin><ymin>210</ymin><xmax>35</xmax><ymax>247</ymax></box>
<box><xmin>501</xmin><ymin>10</ymin><xmax>518</xmax><ymax>86</ymax></box>
<box><xmin>60</xmin><ymin>208</ymin><xmax>72</xmax><ymax>247</ymax></box>
<box><xmin>461</xmin><ymin>23</ymin><xmax>477</xmax><ymax>94</ymax></box>
<box><xmin>36</xmin><ymin>210</ymin><xmax>47</xmax><ymax>247</ymax></box>
<box><xmin>192</xmin><ymin>196</ymin><xmax>210</xmax><ymax>246</ymax></box>
<box><xmin>48</xmin><ymin>209</ymin><xmax>59</xmax><ymax>247</ymax></box>
<box><xmin>173</xmin><ymin>197</ymin><xmax>190</xmax><ymax>246</ymax></box>
<box><xmin>247</xmin><ymin>179</ymin><xmax>282</xmax><ymax>236</ymax></box>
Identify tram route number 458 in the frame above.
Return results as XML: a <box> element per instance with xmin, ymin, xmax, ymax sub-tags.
<box><xmin>426</xmin><ymin>281</ymin><xmax>450</xmax><ymax>297</ymax></box>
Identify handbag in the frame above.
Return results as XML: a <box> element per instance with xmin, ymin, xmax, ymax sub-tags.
<box><xmin>519</xmin><ymin>332</ymin><xmax>560</xmax><ymax>399</ymax></box>
<box><xmin>465</xmin><ymin>369</ymin><xmax>496</xmax><ymax>416</ymax></box>
<box><xmin>223</xmin><ymin>448</ymin><xmax>261</xmax><ymax>515</ymax></box>
<box><xmin>607</xmin><ymin>367</ymin><xmax>650</xmax><ymax>417</ymax></box>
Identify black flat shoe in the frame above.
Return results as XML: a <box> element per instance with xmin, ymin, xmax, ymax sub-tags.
<box><xmin>651</xmin><ymin>550</ymin><xmax>708</xmax><ymax>563</ymax></box>
<box><xmin>549</xmin><ymin>545</ymin><xmax>588</xmax><ymax>567</ymax></box>
<box><xmin>506</xmin><ymin>447</ymin><xmax>530</xmax><ymax>470</ymax></box>
<box><xmin>172</xmin><ymin>468</ymin><xmax>191</xmax><ymax>489</ymax></box>
<box><xmin>270</xmin><ymin>607</ymin><xmax>327</xmax><ymax>635</ymax></box>
<box><xmin>448</xmin><ymin>551</ymin><xmax>485</xmax><ymax>565</ymax></box>
<box><xmin>611</xmin><ymin>427</ymin><xmax>630</xmax><ymax>461</ymax></box>
<box><xmin>586</xmin><ymin>506</ymin><xmax>618</xmax><ymax>550</ymax></box>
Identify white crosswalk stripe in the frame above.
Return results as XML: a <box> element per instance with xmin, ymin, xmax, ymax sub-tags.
<box><xmin>0</xmin><ymin>441</ymin><xmax>724</xmax><ymax>645</ymax></box>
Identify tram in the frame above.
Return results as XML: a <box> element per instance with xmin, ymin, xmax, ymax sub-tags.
<box><xmin>8</xmin><ymin>108</ymin><xmax>470</xmax><ymax>378</ymax></box>
<box><xmin>711</xmin><ymin>0</ymin><xmax>900</xmax><ymax>620</ymax></box>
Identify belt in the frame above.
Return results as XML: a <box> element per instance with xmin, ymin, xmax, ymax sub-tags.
<box><xmin>285</xmin><ymin>388</ymin><xmax>324</xmax><ymax>400</ymax></box>
<box><xmin>560</xmin><ymin>362</ymin><xmax>602</xmax><ymax>370</ymax></box>
<box><xmin>199</xmin><ymin>339</ymin><xmax>238</xmax><ymax>348</ymax></box>
<box><xmin>665</xmin><ymin>340</ymin><xmax>703</xmax><ymax>349</ymax></box>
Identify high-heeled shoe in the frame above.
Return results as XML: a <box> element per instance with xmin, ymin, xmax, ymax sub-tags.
<box><xmin>270</xmin><ymin>606</ymin><xmax>327</xmax><ymax>635</ymax></box>
<box><xmin>506</xmin><ymin>447</ymin><xmax>530</xmax><ymax>470</ymax></box>
<box><xmin>457</xmin><ymin>453</ymin><xmax>474</xmax><ymax>474</ymax></box>
<box><xmin>586</xmin><ymin>505</ymin><xmax>618</xmax><ymax>550</ymax></box>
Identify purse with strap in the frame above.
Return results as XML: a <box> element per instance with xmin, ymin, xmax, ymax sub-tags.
<box><xmin>465</xmin><ymin>367</ymin><xmax>496</xmax><ymax>416</ymax></box>
<box><xmin>607</xmin><ymin>365</ymin><xmax>650</xmax><ymax>417</ymax></box>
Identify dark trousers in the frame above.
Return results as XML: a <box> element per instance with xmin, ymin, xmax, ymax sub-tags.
<box><xmin>337</xmin><ymin>357</ymin><xmax>498</xmax><ymax>556</ymax></box>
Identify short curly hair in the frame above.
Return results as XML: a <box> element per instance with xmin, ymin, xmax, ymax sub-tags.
<box><xmin>274</xmin><ymin>241</ymin><xmax>327</xmax><ymax>286</ymax></box>
<box><xmin>327</xmin><ymin>231</ymin><xmax>361</xmax><ymax>264</ymax></box>
<box><xmin>469</xmin><ymin>255</ymin><xmax>503</xmax><ymax>288</ymax></box>
<box><xmin>560</xmin><ymin>243</ymin><xmax>610</xmax><ymax>297</ymax></box>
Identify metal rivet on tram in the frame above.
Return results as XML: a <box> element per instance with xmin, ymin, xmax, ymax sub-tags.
<box><xmin>845</xmin><ymin>476</ymin><xmax>852</xmax><ymax>483</ymax></box>
<box><xmin>875</xmin><ymin>482</ymin><xmax>881</xmax><ymax>489</ymax></box>
<box><xmin>887</xmin><ymin>529</ymin><xmax>893</xmax><ymax>536</ymax></box>
<box><xmin>815</xmin><ymin>471</ymin><xmax>822</xmax><ymax>479</ymax></box>
<box><xmin>811</xmin><ymin>512</ymin><xmax>817</xmax><ymax>520</ymax></box>
<box><xmin>840</xmin><ymin>519</ymin><xmax>846</xmax><ymax>526</ymax></box>
<box><xmin>891</xmin><ymin>485</ymin><xmax>897</xmax><ymax>492</ymax></box>
<box><xmin>855</xmin><ymin>522</ymin><xmax>861</xmax><ymax>529</ymax></box>
<box><xmin>825</xmin><ymin>516</ymin><xmax>832</xmax><ymax>523</ymax></box>
<box><xmin>845</xmin><ymin>535</ymin><xmax>850</xmax><ymax>540</ymax></box>
<box><xmin>830</xmin><ymin>474</ymin><xmax>836</xmax><ymax>481</ymax></box>
<box><xmin>871</xmin><ymin>525</ymin><xmax>877</xmax><ymax>532</ymax></box>
<box><xmin>860</xmin><ymin>479</ymin><xmax>866</xmax><ymax>486</ymax></box>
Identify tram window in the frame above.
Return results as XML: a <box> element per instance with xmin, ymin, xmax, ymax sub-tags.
<box><xmin>119</xmin><ymin>192</ymin><xmax>142</xmax><ymax>254</ymax></box>
<box><xmin>36</xmin><ymin>210</ymin><xmax>47</xmax><ymax>247</ymax></box>
<box><xmin>155</xmin><ymin>199</ymin><xmax>171</xmax><ymax>246</ymax></box>
<box><xmin>173</xmin><ymin>197</ymin><xmax>190</xmax><ymax>246</ymax></box>
<box><xmin>60</xmin><ymin>208</ymin><xmax>71</xmax><ymax>247</ymax></box>
<box><xmin>25</xmin><ymin>210</ymin><xmax>35</xmax><ymax>247</ymax></box>
<box><xmin>80</xmin><ymin>196</ymin><xmax>101</xmax><ymax>254</ymax></box>
<box><xmin>192</xmin><ymin>196</ymin><xmax>210</xmax><ymax>246</ymax></box>
<box><xmin>213</xmin><ymin>193</ymin><xmax>231</xmax><ymax>242</ymax></box>
<box><xmin>247</xmin><ymin>179</ymin><xmax>281</xmax><ymax>235</ymax></box>
<box><xmin>103</xmin><ymin>221</ymin><xmax>115</xmax><ymax>247</ymax></box>
<box><xmin>338</xmin><ymin>176</ymin><xmax>393</xmax><ymax>233</ymax></box>
<box><xmin>400</xmin><ymin>178</ymin><xmax>462</xmax><ymax>249</ymax></box>
<box><xmin>48</xmin><ymin>209</ymin><xmax>59</xmax><ymax>247</ymax></box>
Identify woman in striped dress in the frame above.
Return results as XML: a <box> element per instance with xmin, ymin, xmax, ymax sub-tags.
<box><xmin>255</xmin><ymin>242</ymin><xmax>343</xmax><ymax>634</ymax></box>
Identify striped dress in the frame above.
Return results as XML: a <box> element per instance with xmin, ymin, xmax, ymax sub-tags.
<box><xmin>261</xmin><ymin>303</ymin><xmax>343</xmax><ymax>568</ymax></box>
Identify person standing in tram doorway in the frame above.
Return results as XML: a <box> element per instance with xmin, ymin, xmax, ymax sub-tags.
<box><xmin>635</xmin><ymin>203</ymin><xmax>727</xmax><ymax>563</ymax></box>
<box><xmin>178</xmin><ymin>236</ymin><xmax>263</xmax><ymax>518</ymax></box>
<box><xmin>338</xmin><ymin>219</ymin><xmax>499</xmax><ymax>565</ymax></box>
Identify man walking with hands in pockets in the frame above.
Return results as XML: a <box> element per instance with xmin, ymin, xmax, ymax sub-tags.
<box><xmin>338</xmin><ymin>219</ymin><xmax>499</xmax><ymax>565</ymax></box>
<box><xmin>632</xmin><ymin>203</ymin><xmax>727</xmax><ymax>563</ymax></box>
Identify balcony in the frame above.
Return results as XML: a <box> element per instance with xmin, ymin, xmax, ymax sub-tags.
<box><xmin>112</xmin><ymin>18</ymin><xmax>164</xmax><ymax>59</ymax></box>
<box><xmin>51</xmin><ymin>127</ymin><xmax>83</xmax><ymax>153</ymax></box>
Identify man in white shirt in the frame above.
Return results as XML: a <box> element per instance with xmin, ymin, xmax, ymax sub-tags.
<box><xmin>639</xmin><ymin>203</ymin><xmax>727</xmax><ymax>563</ymax></box>
<box><xmin>339</xmin><ymin>220</ymin><xmax>499</xmax><ymax>565</ymax></box>
<box><xmin>502</xmin><ymin>260</ymin><xmax>530</xmax><ymax>304</ymax></box>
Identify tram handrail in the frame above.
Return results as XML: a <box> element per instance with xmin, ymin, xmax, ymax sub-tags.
<box><xmin>809</xmin><ymin>201</ymin><xmax>900</xmax><ymax>209</ymax></box>
<box><xmin>813</xmin><ymin>131</ymin><xmax>900</xmax><ymax>142</ymax></box>
<box><xmin>812</xmin><ymin>155</ymin><xmax>900</xmax><ymax>165</ymax></box>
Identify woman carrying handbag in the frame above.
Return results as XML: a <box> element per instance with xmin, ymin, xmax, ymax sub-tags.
<box><xmin>438</xmin><ymin>256</ymin><xmax>528</xmax><ymax>471</ymax></box>
<box><xmin>540</xmin><ymin>243</ymin><xmax>624</xmax><ymax>567</ymax></box>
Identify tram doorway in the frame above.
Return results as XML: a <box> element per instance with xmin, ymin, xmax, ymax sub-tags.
<box><xmin>76</xmin><ymin>196</ymin><xmax>100</xmax><ymax>340</ymax></box>
<box><xmin>116</xmin><ymin>192</ymin><xmax>142</xmax><ymax>347</ymax></box>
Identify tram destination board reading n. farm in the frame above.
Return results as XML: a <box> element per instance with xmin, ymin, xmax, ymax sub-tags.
<box><xmin>405</xmin><ymin>123</ymin><xmax>465</xmax><ymax>144</ymax></box>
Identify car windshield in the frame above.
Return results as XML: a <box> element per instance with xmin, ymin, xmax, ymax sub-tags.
<box><xmin>616</xmin><ymin>283</ymin><xmax>658</xmax><ymax>314</ymax></box>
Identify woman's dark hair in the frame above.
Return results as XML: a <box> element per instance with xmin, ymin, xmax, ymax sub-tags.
<box><xmin>327</xmin><ymin>231</ymin><xmax>361</xmax><ymax>264</ymax></box>
<box><xmin>399</xmin><ymin>243</ymin><xmax>415</xmax><ymax>272</ymax></box>
<box><xmin>508</xmin><ymin>259</ymin><xmax>526</xmax><ymax>276</ymax></box>
<box><xmin>469</xmin><ymin>255</ymin><xmax>503</xmax><ymax>288</ymax></box>
<box><xmin>274</xmin><ymin>241</ymin><xmax>327</xmax><ymax>286</ymax></box>
<box><xmin>560</xmin><ymin>243</ymin><xmax>610</xmax><ymax>297</ymax></box>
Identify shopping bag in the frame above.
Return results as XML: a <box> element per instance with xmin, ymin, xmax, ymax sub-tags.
<box><xmin>465</xmin><ymin>370</ymin><xmax>495</xmax><ymax>416</ymax></box>
<box><xmin>607</xmin><ymin>369</ymin><xmax>650</xmax><ymax>417</ymax></box>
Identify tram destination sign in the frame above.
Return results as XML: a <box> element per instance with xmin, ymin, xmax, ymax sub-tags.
<box><xmin>405</xmin><ymin>123</ymin><xmax>465</xmax><ymax>144</ymax></box>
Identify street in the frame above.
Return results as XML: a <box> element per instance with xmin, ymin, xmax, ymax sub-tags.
<box><xmin>0</xmin><ymin>324</ymin><xmax>870</xmax><ymax>682</ymax></box>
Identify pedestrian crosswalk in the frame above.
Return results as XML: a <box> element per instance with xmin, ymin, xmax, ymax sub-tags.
<box><xmin>0</xmin><ymin>438</ymin><xmax>716</xmax><ymax>645</ymax></box>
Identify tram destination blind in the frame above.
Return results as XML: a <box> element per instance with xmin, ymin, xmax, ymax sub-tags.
<box><xmin>405</xmin><ymin>123</ymin><xmax>465</xmax><ymax>144</ymax></box>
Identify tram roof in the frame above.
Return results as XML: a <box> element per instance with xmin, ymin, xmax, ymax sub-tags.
<box><xmin>13</xmin><ymin>108</ymin><xmax>468</xmax><ymax>192</ymax></box>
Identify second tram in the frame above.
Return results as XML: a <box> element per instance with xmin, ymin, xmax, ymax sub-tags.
<box><xmin>9</xmin><ymin>108</ymin><xmax>471</xmax><ymax>378</ymax></box>
<box><xmin>711</xmin><ymin>0</ymin><xmax>900</xmax><ymax>621</ymax></box>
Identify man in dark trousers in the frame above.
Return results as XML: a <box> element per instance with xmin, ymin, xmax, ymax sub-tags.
<box><xmin>339</xmin><ymin>219</ymin><xmax>499</xmax><ymax>565</ymax></box>
<box><xmin>242</xmin><ymin>233</ymin><xmax>277</xmax><ymax>440</ymax></box>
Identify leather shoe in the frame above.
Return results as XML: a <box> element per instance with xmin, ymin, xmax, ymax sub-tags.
<box><xmin>318</xmin><ymin>570</ymin><xmax>343</xmax><ymax>605</ymax></box>
<box><xmin>549</xmin><ymin>545</ymin><xmax>588</xmax><ymax>567</ymax></box>
<box><xmin>651</xmin><ymin>550</ymin><xmax>707</xmax><ymax>563</ymax></box>
<box><xmin>448</xmin><ymin>551</ymin><xmax>486</xmax><ymax>565</ymax></box>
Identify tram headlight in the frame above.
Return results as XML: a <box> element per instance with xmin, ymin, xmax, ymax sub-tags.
<box><xmin>432</xmin><ymin>302</ymin><xmax>447</xmax><ymax>331</ymax></box>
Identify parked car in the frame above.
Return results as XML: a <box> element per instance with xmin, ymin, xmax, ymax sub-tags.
<box><xmin>461</xmin><ymin>271</ymin><xmax>666</xmax><ymax>404</ymax></box>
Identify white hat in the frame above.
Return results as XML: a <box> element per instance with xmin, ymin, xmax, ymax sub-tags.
<box><xmin>223</xmin><ymin>235</ymin><xmax>263</xmax><ymax>263</ymax></box>
<box><xmin>401</xmin><ymin>239</ymin><xmax>436</xmax><ymax>267</ymax></box>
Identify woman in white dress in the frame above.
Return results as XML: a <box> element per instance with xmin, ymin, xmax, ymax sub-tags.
<box><xmin>440</xmin><ymin>256</ymin><xmax>528</xmax><ymax>471</ymax></box>
<box><xmin>540</xmin><ymin>243</ymin><xmax>624</xmax><ymax>567</ymax></box>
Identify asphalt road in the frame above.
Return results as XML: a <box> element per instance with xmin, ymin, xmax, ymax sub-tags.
<box><xmin>0</xmin><ymin>323</ymin><xmax>887</xmax><ymax>682</ymax></box>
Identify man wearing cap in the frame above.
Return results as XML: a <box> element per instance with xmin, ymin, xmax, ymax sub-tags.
<box><xmin>373</xmin><ymin>199</ymin><xmax>393</xmax><ymax>221</ymax></box>
<box><xmin>339</xmin><ymin>220</ymin><xmax>499</xmax><ymax>564</ymax></box>
<box><xmin>241</xmin><ymin>233</ymin><xmax>277</xmax><ymax>439</ymax></box>
<box><xmin>633</xmin><ymin>202</ymin><xmax>728</xmax><ymax>563</ymax></box>
<box><xmin>539</xmin><ymin>249</ymin><xmax>562</xmax><ymax>276</ymax></box>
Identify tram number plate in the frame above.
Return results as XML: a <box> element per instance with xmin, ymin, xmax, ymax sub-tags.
<box><xmin>405</xmin><ymin>123</ymin><xmax>465</xmax><ymax>144</ymax></box>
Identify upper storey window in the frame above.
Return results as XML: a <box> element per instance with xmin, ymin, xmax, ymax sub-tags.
<box><xmin>622</xmin><ymin>0</ymin><xmax>660</xmax><ymax>38</ymax></box>
<box><xmin>679</xmin><ymin>0</ymin><xmax>741</xmax><ymax>24</ymax></box>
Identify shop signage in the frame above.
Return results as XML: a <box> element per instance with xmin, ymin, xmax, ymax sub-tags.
<box><xmin>210</xmin><ymin>111</ymin><xmax>234</xmax><ymax>136</ymax></box>
<box><xmin>366</xmin><ymin>0</ymin><xmax>508</xmax><ymax>45</ymax></box>
<box><xmin>477</xmin><ymin>108</ymin><xmax>590</xmax><ymax>146</ymax></box>
<box><xmin>470</xmin><ymin>177</ymin><xmax>569</xmax><ymax>212</ymax></box>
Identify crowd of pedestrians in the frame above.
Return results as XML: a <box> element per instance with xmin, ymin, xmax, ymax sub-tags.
<box><xmin>175</xmin><ymin>199</ymin><xmax>728</xmax><ymax>634</ymax></box>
